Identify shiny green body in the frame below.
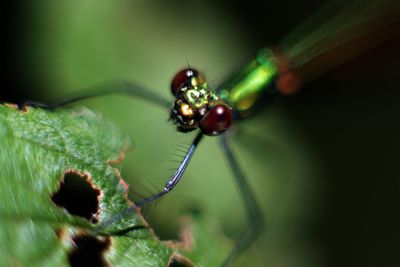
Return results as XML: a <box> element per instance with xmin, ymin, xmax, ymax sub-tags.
<box><xmin>218</xmin><ymin>49</ymin><xmax>278</xmax><ymax>114</ymax></box>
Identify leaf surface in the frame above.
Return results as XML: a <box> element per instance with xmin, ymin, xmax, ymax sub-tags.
<box><xmin>0</xmin><ymin>105</ymin><xmax>174</xmax><ymax>266</ymax></box>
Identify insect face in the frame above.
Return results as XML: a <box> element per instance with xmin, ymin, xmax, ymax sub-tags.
<box><xmin>170</xmin><ymin>68</ymin><xmax>232</xmax><ymax>135</ymax></box>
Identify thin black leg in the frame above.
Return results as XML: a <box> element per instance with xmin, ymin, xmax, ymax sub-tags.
<box><xmin>219</xmin><ymin>133</ymin><xmax>263</xmax><ymax>267</ymax></box>
<box><xmin>99</xmin><ymin>132</ymin><xmax>204</xmax><ymax>229</ymax></box>
<box><xmin>25</xmin><ymin>80</ymin><xmax>171</xmax><ymax>109</ymax></box>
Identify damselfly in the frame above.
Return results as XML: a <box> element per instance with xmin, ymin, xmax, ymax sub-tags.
<box><xmin>26</xmin><ymin>0</ymin><xmax>400</xmax><ymax>265</ymax></box>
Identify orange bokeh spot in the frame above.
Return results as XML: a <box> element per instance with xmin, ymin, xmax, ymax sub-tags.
<box><xmin>276</xmin><ymin>71</ymin><xmax>302</xmax><ymax>95</ymax></box>
<box><xmin>271</xmin><ymin>48</ymin><xmax>302</xmax><ymax>95</ymax></box>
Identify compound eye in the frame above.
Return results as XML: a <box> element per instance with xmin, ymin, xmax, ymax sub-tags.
<box><xmin>199</xmin><ymin>105</ymin><xmax>233</xmax><ymax>136</ymax></box>
<box><xmin>170</xmin><ymin>68</ymin><xmax>203</xmax><ymax>96</ymax></box>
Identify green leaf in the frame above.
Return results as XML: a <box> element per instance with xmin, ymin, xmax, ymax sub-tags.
<box><xmin>0</xmin><ymin>104</ymin><xmax>174</xmax><ymax>266</ymax></box>
<box><xmin>172</xmin><ymin>214</ymin><xmax>232</xmax><ymax>267</ymax></box>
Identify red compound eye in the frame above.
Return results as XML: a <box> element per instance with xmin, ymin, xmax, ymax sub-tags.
<box><xmin>170</xmin><ymin>68</ymin><xmax>201</xmax><ymax>96</ymax></box>
<box><xmin>199</xmin><ymin>105</ymin><xmax>233</xmax><ymax>136</ymax></box>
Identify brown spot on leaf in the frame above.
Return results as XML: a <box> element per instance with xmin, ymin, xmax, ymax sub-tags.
<box><xmin>18</xmin><ymin>104</ymin><xmax>29</xmax><ymax>112</ymax></box>
<box><xmin>4</xmin><ymin>103</ymin><xmax>30</xmax><ymax>112</ymax></box>
<box><xmin>51</xmin><ymin>170</ymin><xmax>102</xmax><ymax>223</ymax></box>
<box><xmin>166</xmin><ymin>216</ymin><xmax>195</xmax><ymax>251</ymax></box>
<box><xmin>168</xmin><ymin>253</ymin><xmax>194</xmax><ymax>267</ymax></box>
<box><xmin>111</xmin><ymin>167</ymin><xmax>134</xmax><ymax>210</ymax></box>
<box><xmin>68</xmin><ymin>234</ymin><xmax>111</xmax><ymax>267</ymax></box>
<box><xmin>107</xmin><ymin>144</ymin><xmax>131</xmax><ymax>166</ymax></box>
<box><xmin>55</xmin><ymin>227</ymin><xmax>68</xmax><ymax>240</ymax></box>
<box><xmin>4</xmin><ymin>103</ymin><xmax>18</xmax><ymax>109</ymax></box>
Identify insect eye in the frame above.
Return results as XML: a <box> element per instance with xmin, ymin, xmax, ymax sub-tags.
<box><xmin>170</xmin><ymin>68</ymin><xmax>203</xmax><ymax>96</ymax></box>
<box><xmin>199</xmin><ymin>104</ymin><xmax>233</xmax><ymax>136</ymax></box>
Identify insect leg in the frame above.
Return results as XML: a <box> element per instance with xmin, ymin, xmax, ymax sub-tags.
<box><xmin>219</xmin><ymin>133</ymin><xmax>263</xmax><ymax>267</ymax></box>
<box><xmin>25</xmin><ymin>80</ymin><xmax>171</xmax><ymax>109</ymax></box>
<box><xmin>99</xmin><ymin>132</ymin><xmax>203</xmax><ymax>229</ymax></box>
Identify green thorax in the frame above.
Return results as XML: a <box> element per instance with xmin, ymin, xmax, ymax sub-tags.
<box><xmin>183</xmin><ymin>83</ymin><xmax>219</xmax><ymax>109</ymax></box>
<box><xmin>217</xmin><ymin>48</ymin><xmax>278</xmax><ymax>114</ymax></box>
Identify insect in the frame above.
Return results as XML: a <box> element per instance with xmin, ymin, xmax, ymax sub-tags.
<box><xmin>25</xmin><ymin>0</ymin><xmax>400</xmax><ymax>265</ymax></box>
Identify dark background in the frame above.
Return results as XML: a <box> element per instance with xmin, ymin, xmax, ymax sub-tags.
<box><xmin>1</xmin><ymin>0</ymin><xmax>329</xmax><ymax>103</ymax></box>
<box><xmin>2</xmin><ymin>1</ymin><xmax>399</xmax><ymax>266</ymax></box>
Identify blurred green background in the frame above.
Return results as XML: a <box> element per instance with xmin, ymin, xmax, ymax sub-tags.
<box><xmin>2</xmin><ymin>0</ymin><xmax>399</xmax><ymax>266</ymax></box>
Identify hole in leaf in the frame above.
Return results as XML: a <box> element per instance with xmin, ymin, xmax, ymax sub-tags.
<box><xmin>51</xmin><ymin>171</ymin><xmax>101</xmax><ymax>223</ymax></box>
<box><xmin>169</xmin><ymin>260</ymin><xmax>190</xmax><ymax>267</ymax></box>
<box><xmin>68</xmin><ymin>235</ymin><xmax>111</xmax><ymax>267</ymax></box>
